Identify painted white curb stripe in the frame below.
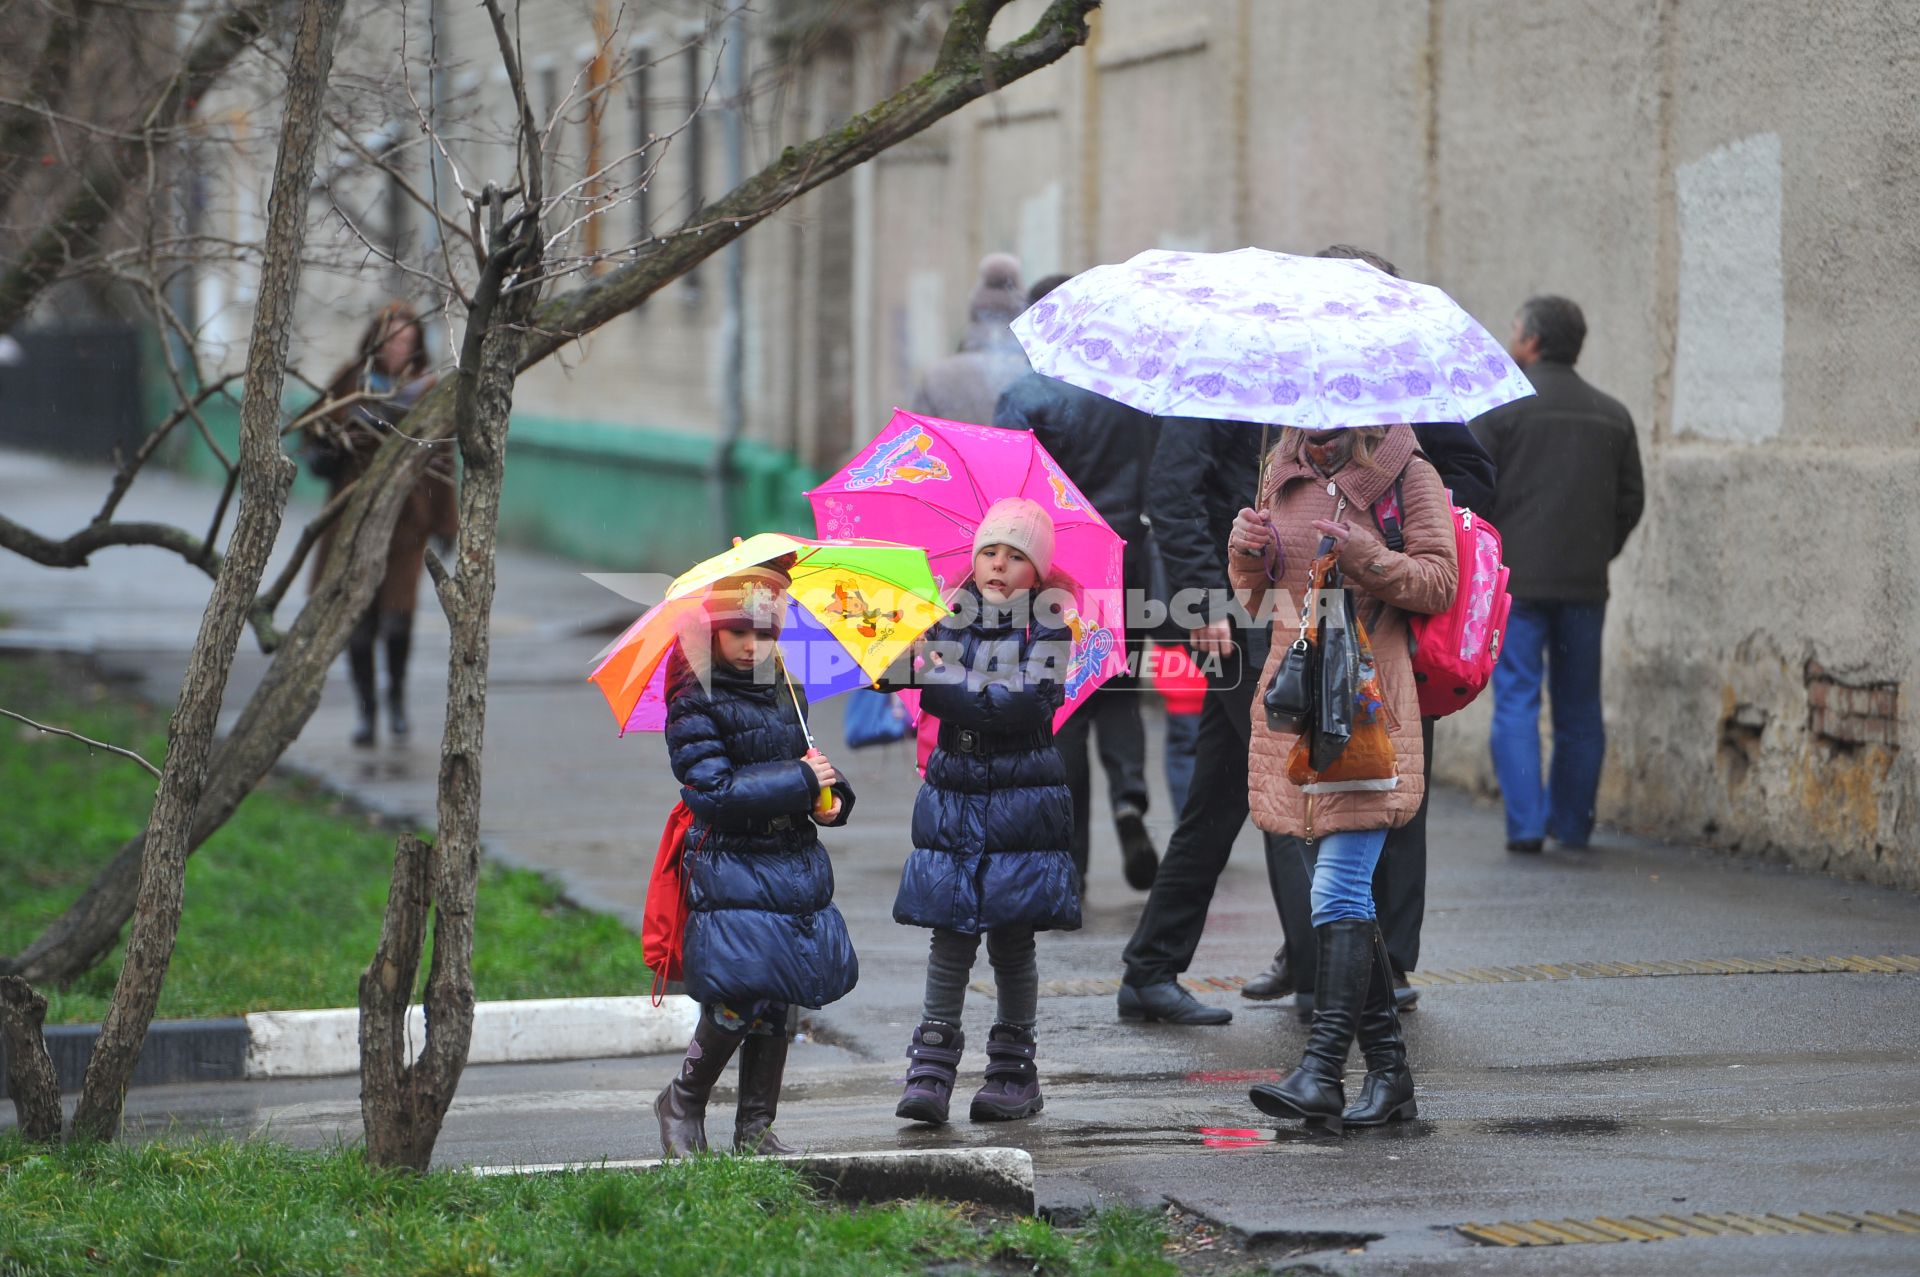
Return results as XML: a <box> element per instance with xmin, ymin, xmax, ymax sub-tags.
<box><xmin>244</xmin><ymin>995</ymin><xmax>699</xmax><ymax>1079</ymax></box>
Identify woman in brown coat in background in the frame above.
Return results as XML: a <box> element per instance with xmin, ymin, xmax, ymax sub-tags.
<box><xmin>303</xmin><ymin>301</ymin><xmax>458</xmax><ymax>746</ymax></box>
<box><xmin>1227</xmin><ymin>423</ymin><xmax>1456</xmax><ymax>1132</ymax></box>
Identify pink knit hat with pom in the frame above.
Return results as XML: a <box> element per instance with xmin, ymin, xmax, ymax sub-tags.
<box><xmin>972</xmin><ymin>497</ymin><xmax>1055</xmax><ymax>579</ymax></box>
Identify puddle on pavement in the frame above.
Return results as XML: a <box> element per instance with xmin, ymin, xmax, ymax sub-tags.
<box><xmin>1027</xmin><ymin>1119</ymin><xmax>1441</xmax><ymax>1155</ymax></box>
<box><xmin>1183</xmin><ymin>1069</ymin><xmax>1282</xmax><ymax>1085</ymax></box>
<box><xmin>353</xmin><ymin>756</ymin><xmax>423</xmax><ymax>782</ymax></box>
<box><xmin>1476</xmin><ymin>1115</ymin><xmax>1625</xmax><ymax>1138</ymax></box>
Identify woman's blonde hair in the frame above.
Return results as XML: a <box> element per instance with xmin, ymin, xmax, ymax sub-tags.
<box><xmin>1276</xmin><ymin>424</ymin><xmax>1386</xmax><ymax>467</ymax></box>
<box><xmin>1262</xmin><ymin>425</ymin><xmax>1388</xmax><ymax>500</ymax></box>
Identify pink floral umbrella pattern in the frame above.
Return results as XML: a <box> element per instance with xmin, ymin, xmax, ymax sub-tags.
<box><xmin>808</xmin><ymin>409</ymin><xmax>1128</xmax><ymax>729</ymax></box>
<box><xmin>1010</xmin><ymin>248</ymin><xmax>1534</xmax><ymax>428</ymax></box>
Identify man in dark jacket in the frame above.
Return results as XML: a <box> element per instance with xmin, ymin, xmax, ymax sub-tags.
<box><xmin>1117</xmin><ymin>245</ymin><xmax>1498</xmax><ymax>1025</ymax></box>
<box><xmin>1471</xmin><ymin>295</ymin><xmax>1643</xmax><ymax>852</ymax></box>
<box><xmin>996</xmin><ymin>273</ymin><xmax>1164</xmax><ymax>893</ymax></box>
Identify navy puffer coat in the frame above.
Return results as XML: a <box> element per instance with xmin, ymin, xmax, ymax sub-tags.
<box><xmin>664</xmin><ymin>646</ymin><xmax>858</xmax><ymax>1009</ymax></box>
<box><xmin>887</xmin><ymin>587</ymin><xmax>1080</xmax><ymax>934</ymax></box>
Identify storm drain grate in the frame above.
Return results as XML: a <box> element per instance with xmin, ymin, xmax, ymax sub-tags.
<box><xmin>1458</xmin><ymin>1208</ymin><xmax>1920</xmax><ymax>1247</ymax></box>
<box><xmin>977</xmin><ymin>954</ymin><xmax>1920</xmax><ymax>999</ymax></box>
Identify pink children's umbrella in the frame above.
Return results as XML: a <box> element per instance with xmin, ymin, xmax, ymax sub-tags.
<box><xmin>807</xmin><ymin>408</ymin><xmax>1128</xmax><ymax>730</ymax></box>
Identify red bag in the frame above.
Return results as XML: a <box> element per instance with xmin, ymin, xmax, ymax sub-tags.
<box><xmin>1375</xmin><ymin>487</ymin><xmax>1514</xmax><ymax>718</ymax></box>
<box><xmin>643</xmin><ymin>800</ymin><xmax>699</xmax><ymax>1004</ymax></box>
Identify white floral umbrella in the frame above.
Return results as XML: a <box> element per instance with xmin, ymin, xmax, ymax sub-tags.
<box><xmin>1009</xmin><ymin>248</ymin><xmax>1533</xmax><ymax>428</ymax></box>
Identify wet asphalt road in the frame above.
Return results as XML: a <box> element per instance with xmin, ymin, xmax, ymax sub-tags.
<box><xmin>6</xmin><ymin>451</ymin><xmax>1920</xmax><ymax>1273</ymax></box>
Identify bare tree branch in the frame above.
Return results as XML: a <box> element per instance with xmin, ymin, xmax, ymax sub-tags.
<box><xmin>0</xmin><ymin>0</ymin><xmax>270</xmax><ymax>333</ymax></box>
<box><xmin>93</xmin><ymin>371</ymin><xmax>244</xmax><ymax>525</ymax></box>
<box><xmin>0</xmin><ymin>708</ymin><xmax>163</xmax><ymax>779</ymax></box>
<box><xmin>483</xmin><ymin>0</ymin><xmax>544</xmax><ymax>216</ymax></box>
<box><xmin>252</xmin><ymin>476</ymin><xmax>358</xmax><ymax>624</ymax></box>
<box><xmin>0</xmin><ymin>0</ymin><xmax>101</xmax><ymax>209</ymax></box>
<box><xmin>0</xmin><ymin>511</ymin><xmax>218</xmax><ymax>571</ymax></box>
<box><xmin>320</xmin><ymin>108</ymin><xmax>478</xmax><ymax>254</ymax></box>
<box><xmin>519</xmin><ymin>0</ymin><xmax>1098</xmax><ymax>367</ymax></box>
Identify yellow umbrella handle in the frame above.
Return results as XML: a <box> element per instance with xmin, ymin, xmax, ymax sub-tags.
<box><xmin>779</xmin><ymin>661</ymin><xmax>837</xmax><ymax>818</ymax></box>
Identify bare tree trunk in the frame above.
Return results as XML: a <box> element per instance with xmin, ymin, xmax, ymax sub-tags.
<box><xmin>357</xmin><ymin>833</ymin><xmax>431</xmax><ymax>1165</ymax></box>
<box><xmin>2</xmin><ymin>0</ymin><xmax>1099</xmax><ymax>993</ymax></box>
<box><xmin>0</xmin><ymin>977</ymin><xmax>62</xmax><ymax>1145</ymax></box>
<box><xmin>358</xmin><ymin>185</ymin><xmax>540</xmax><ymax>1170</ymax></box>
<box><xmin>67</xmin><ymin>0</ymin><xmax>344</xmax><ymax>1143</ymax></box>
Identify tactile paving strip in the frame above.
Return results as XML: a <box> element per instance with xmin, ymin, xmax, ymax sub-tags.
<box><xmin>1458</xmin><ymin>1208</ymin><xmax>1920</xmax><ymax>1247</ymax></box>
<box><xmin>974</xmin><ymin>954</ymin><xmax>1920</xmax><ymax>998</ymax></box>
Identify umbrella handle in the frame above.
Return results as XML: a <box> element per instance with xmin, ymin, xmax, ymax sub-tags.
<box><xmin>781</xmin><ymin>663</ymin><xmax>837</xmax><ymax>817</ymax></box>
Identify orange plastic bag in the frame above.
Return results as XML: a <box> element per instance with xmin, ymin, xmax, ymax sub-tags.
<box><xmin>1286</xmin><ymin>561</ymin><xmax>1397</xmax><ymax>794</ymax></box>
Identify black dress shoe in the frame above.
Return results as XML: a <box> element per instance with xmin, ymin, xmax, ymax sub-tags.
<box><xmin>1393</xmin><ymin>975</ymin><xmax>1419</xmax><ymax>1011</ymax></box>
<box><xmin>1506</xmin><ymin>838</ymin><xmax>1543</xmax><ymax>854</ymax></box>
<box><xmin>1117</xmin><ymin>980</ymin><xmax>1232</xmax><ymax>1025</ymax></box>
<box><xmin>1241</xmin><ymin>952</ymin><xmax>1294</xmax><ymax>1001</ymax></box>
<box><xmin>1115</xmin><ymin>803</ymin><xmax>1159</xmax><ymax>890</ymax></box>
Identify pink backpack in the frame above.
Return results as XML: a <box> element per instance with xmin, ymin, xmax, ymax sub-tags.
<box><xmin>1375</xmin><ymin>485</ymin><xmax>1513</xmax><ymax>718</ymax></box>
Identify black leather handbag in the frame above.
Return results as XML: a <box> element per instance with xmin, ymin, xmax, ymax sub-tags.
<box><xmin>1263</xmin><ymin>536</ymin><xmax>1343</xmax><ymax>736</ymax></box>
<box><xmin>1263</xmin><ymin>635</ymin><xmax>1316</xmax><ymax>733</ymax></box>
<box><xmin>1263</xmin><ymin>553</ymin><xmax>1324</xmax><ymax>734</ymax></box>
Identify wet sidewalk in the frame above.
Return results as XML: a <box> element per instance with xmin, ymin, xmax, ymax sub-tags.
<box><xmin>6</xmin><ymin>450</ymin><xmax>1919</xmax><ymax>1273</ymax></box>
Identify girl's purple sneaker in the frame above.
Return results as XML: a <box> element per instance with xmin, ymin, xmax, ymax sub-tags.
<box><xmin>896</xmin><ymin>1021</ymin><xmax>965</xmax><ymax>1124</ymax></box>
<box><xmin>969</xmin><ymin>1023</ymin><xmax>1043</xmax><ymax>1122</ymax></box>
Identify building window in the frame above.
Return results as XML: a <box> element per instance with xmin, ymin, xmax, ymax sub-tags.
<box><xmin>380</xmin><ymin>129</ymin><xmax>407</xmax><ymax>271</ymax></box>
<box><xmin>684</xmin><ymin>46</ymin><xmax>704</xmax><ymax>216</ymax></box>
<box><xmin>631</xmin><ymin>55</ymin><xmax>651</xmax><ymax>240</ymax></box>
<box><xmin>682</xmin><ymin>45</ymin><xmax>704</xmax><ymax>300</ymax></box>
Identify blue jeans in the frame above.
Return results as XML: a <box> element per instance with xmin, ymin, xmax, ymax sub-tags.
<box><xmin>1309</xmin><ymin>828</ymin><xmax>1390</xmax><ymax>926</ymax></box>
<box><xmin>1489</xmin><ymin>600</ymin><xmax>1608</xmax><ymax>847</ymax></box>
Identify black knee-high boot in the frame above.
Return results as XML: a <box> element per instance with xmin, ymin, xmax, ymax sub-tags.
<box><xmin>1248</xmin><ymin>919</ymin><xmax>1374</xmax><ymax>1133</ymax></box>
<box><xmin>1343</xmin><ymin>923</ymin><xmax>1417</xmax><ymax>1126</ymax></box>
<box><xmin>381</xmin><ymin>611</ymin><xmax>413</xmax><ymax>738</ymax></box>
<box><xmin>655</xmin><ymin>1013</ymin><xmax>747</xmax><ymax>1157</ymax></box>
<box><xmin>348</xmin><ymin>609</ymin><xmax>379</xmax><ymax>747</ymax></box>
<box><xmin>734</xmin><ymin>1031</ymin><xmax>798</xmax><ymax>1155</ymax></box>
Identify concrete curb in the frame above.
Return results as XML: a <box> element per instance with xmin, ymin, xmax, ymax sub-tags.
<box><xmin>245</xmin><ymin>995</ymin><xmax>700</xmax><ymax>1079</ymax></box>
<box><xmin>474</xmin><ymin>1147</ymin><xmax>1037</xmax><ymax>1213</ymax></box>
<box><xmin>0</xmin><ymin>996</ymin><xmax>699</xmax><ymax>1097</ymax></box>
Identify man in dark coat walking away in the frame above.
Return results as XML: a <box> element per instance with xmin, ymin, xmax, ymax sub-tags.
<box><xmin>1471</xmin><ymin>295</ymin><xmax>1643</xmax><ymax>853</ymax></box>
<box><xmin>995</xmin><ymin>273</ymin><xmax>1163</xmax><ymax>893</ymax></box>
<box><xmin>1117</xmin><ymin>245</ymin><xmax>1497</xmax><ymax>1026</ymax></box>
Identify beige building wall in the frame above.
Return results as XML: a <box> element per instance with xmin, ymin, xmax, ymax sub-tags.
<box><xmin>854</xmin><ymin>1</ymin><xmax>1917</xmax><ymax>888</ymax></box>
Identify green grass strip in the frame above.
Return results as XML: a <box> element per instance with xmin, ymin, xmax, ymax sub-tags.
<box><xmin>0</xmin><ymin>1136</ymin><xmax>1175</xmax><ymax>1276</ymax></box>
<box><xmin>0</xmin><ymin>659</ymin><xmax>649</xmax><ymax>1024</ymax></box>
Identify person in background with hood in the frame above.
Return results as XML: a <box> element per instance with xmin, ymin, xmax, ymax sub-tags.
<box><xmin>910</xmin><ymin>253</ymin><xmax>1030</xmax><ymax>426</ymax></box>
<box><xmin>995</xmin><ymin>272</ymin><xmax>1163</xmax><ymax>894</ymax></box>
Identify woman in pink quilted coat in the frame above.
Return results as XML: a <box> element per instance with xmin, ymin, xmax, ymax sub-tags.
<box><xmin>1227</xmin><ymin>423</ymin><xmax>1456</xmax><ymax>1133</ymax></box>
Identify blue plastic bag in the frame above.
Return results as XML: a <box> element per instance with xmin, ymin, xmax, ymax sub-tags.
<box><xmin>843</xmin><ymin>687</ymin><xmax>911</xmax><ymax>748</ymax></box>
